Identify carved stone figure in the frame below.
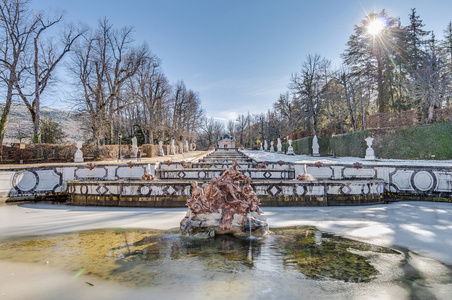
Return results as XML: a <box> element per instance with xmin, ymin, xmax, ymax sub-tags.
<box><xmin>365</xmin><ymin>137</ymin><xmax>376</xmax><ymax>160</ymax></box>
<box><xmin>158</xmin><ymin>141</ymin><xmax>165</xmax><ymax>156</ymax></box>
<box><xmin>141</xmin><ymin>171</ymin><xmax>155</xmax><ymax>181</ymax></box>
<box><xmin>181</xmin><ymin>161</ymin><xmax>191</xmax><ymax>168</ymax></box>
<box><xmin>312</xmin><ymin>135</ymin><xmax>320</xmax><ymax>157</ymax></box>
<box><xmin>296</xmin><ymin>164</ymin><xmax>315</xmax><ymax>181</ymax></box>
<box><xmin>142</xmin><ymin>164</ymin><xmax>155</xmax><ymax>180</ymax></box>
<box><xmin>179</xmin><ymin>142</ymin><xmax>184</xmax><ymax>154</ymax></box>
<box><xmin>277</xmin><ymin>138</ymin><xmax>282</xmax><ymax>153</ymax></box>
<box><xmin>186</xmin><ymin>181</ymin><xmax>210</xmax><ymax>215</ymax></box>
<box><xmin>180</xmin><ymin>160</ymin><xmax>269</xmax><ymax>238</ymax></box>
<box><xmin>256</xmin><ymin>161</ymin><xmax>268</xmax><ymax>169</ymax></box>
<box><xmin>270</xmin><ymin>141</ymin><xmax>274</xmax><ymax>152</ymax></box>
<box><xmin>242</xmin><ymin>177</ymin><xmax>262</xmax><ymax>214</ymax></box>
<box><xmin>203</xmin><ymin>177</ymin><xmax>221</xmax><ymax>212</ymax></box>
<box><xmin>170</xmin><ymin>139</ymin><xmax>175</xmax><ymax>155</ymax></box>
<box><xmin>74</xmin><ymin>141</ymin><xmax>84</xmax><ymax>163</ymax></box>
<box><xmin>287</xmin><ymin>139</ymin><xmax>295</xmax><ymax>155</ymax></box>
<box><xmin>131</xmin><ymin>137</ymin><xmax>138</xmax><ymax>158</ymax></box>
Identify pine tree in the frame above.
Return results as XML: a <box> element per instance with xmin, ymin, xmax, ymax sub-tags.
<box><xmin>443</xmin><ymin>21</ymin><xmax>452</xmax><ymax>67</ymax></box>
<box><xmin>405</xmin><ymin>8</ymin><xmax>430</xmax><ymax>72</ymax></box>
<box><xmin>441</xmin><ymin>21</ymin><xmax>452</xmax><ymax>106</ymax></box>
<box><xmin>40</xmin><ymin>115</ymin><xmax>66</xmax><ymax>144</ymax></box>
<box><xmin>343</xmin><ymin>10</ymin><xmax>399</xmax><ymax>113</ymax></box>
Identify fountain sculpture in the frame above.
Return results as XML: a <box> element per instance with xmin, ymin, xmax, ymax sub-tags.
<box><xmin>74</xmin><ymin>141</ymin><xmax>84</xmax><ymax>163</ymax></box>
<box><xmin>180</xmin><ymin>160</ymin><xmax>269</xmax><ymax>238</ymax></box>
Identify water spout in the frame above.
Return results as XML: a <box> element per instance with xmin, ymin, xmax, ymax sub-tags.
<box><xmin>248</xmin><ymin>212</ymin><xmax>252</xmax><ymax>238</ymax></box>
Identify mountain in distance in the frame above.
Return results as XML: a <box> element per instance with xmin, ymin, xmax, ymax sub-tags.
<box><xmin>3</xmin><ymin>104</ymin><xmax>84</xmax><ymax>144</ymax></box>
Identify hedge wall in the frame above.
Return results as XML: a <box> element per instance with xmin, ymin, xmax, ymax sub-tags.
<box><xmin>331</xmin><ymin>130</ymin><xmax>368</xmax><ymax>158</ymax></box>
<box><xmin>372</xmin><ymin>124</ymin><xmax>452</xmax><ymax>159</ymax></box>
<box><xmin>281</xmin><ymin>124</ymin><xmax>452</xmax><ymax>159</ymax></box>
<box><xmin>282</xmin><ymin>136</ymin><xmax>331</xmax><ymax>156</ymax></box>
<box><xmin>1</xmin><ymin>143</ymin><xmax>178</xmax><ymax>163</ymax></box>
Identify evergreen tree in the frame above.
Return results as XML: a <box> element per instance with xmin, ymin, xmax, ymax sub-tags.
<box><xmin>441</xmin><ymin>21</ymin><xmax>452</xmax><ymax>106</ymax></box>
<box><xmin>405</xmin><ymin>8</ymin><xmax>430</xmax><ymax>72</ymax></box>
<box><xmin>411</xmin><ymin>32</ymin><xmax>448</xmax><ymax>122</ymax></box>
<box><xmin>40</xmin><ymin>115</ymin><xmax>66</xmax><ymax>144</ymax></box>
<box><xmin>343</xmin><ymin>10</ymin><xmax>399</xmax><ymax>113</ymax></box>
<box><xmin>443</xmin><ymin>21</ymin><xmax>452</xmax><ymax>68</ymax></box>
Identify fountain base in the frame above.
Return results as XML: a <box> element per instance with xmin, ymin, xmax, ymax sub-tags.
<box><xmin>180</xmin><ymin>211</ymin><xmax>269</xmax><ymax>238</ymax></box>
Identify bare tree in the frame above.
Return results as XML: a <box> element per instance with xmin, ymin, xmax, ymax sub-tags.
<box><xmin>290</xmin><ymin>54</ymin><xmax>330</xmax><ymax>136</ymax></box>
<box><xmin>126</xmin><ymin>55</ymin><xmax>170</xmax><ymax>144</ymax></box>
<box><xmin>169</xmin><ymin>80</ymin><xmax>204</xmax><ymax>143</ymax></box>
<box><xmin>411</xmin><ymin>49</ymin><xmax>448</xmax><ymax>122</ymax></box>
<box><xmin>235</xmin><ymin>114</ymin><xmax>248</xmax><ymax>146</ymax></box>
<box><xmin>14</xmin><ymin>12</ymin><xmax>85</xmax><ymax>143</ymax></box>
<box><xmin>200</xmin><ymin>117</ymin><xmax>224</xmax><ymax>147</ymax></box>
<box><xmin>227</xmin><ymin>120</ymin><xmax>235</xmax><ymax>137</ymax></box>
<box><xmin>0</xmin><ymin>0</ymin><xmax>39</xmax><ymax>159</ymax></box>
<box><xmin>70</xmin><ymin>19</ymin><xmax>148</xmax><ymax>146</ymax></box>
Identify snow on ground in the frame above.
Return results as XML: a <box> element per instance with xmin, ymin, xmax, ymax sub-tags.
<box><xmin>1</xmin><ymin>201</ymin><xmax>452</xmax><ymax>265</ymax></box>
<box><xmin>241</xmin><ymin>149</ymin><xmax>452</xmax><ymax>167</ymax></box>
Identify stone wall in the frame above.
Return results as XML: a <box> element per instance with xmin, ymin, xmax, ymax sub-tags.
<box><xmin>2</xmin><ymin>159</ymin><xmax>452</xmax><ymax>205</ymax></box>
<box><xmin>297</xmin><ymin>162</ymin><xmax>452</xmax><ymax>201</ymax></box>
<box><xmin>0</xmin><ymin>162</ymin><xmax>157</xmax><ymax>202</ymax></box>
<box><xmin>66</xmin><ymin>179</ymin><xmax>384</xmax><ymax>207</ymax></box>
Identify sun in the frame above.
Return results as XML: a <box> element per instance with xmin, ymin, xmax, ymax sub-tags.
<box><xmin>367</xmin><ymin>18</ymin><xmax>385</xmax><ymax>36</ymax></box>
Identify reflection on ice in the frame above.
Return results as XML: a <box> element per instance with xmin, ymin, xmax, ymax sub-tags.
<box><xmin>0</xmin><ymin>227</ymin><xmax>400</xmax><ymax>286</ymax></box>
<box><xmin>1</xmin><ymin>202</ymin><xmax>452</xmax><ymax>299</ymax></box>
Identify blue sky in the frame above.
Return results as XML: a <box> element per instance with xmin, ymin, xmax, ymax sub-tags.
<box><xmin>32</xmin><ymin>0</ymin><xmax>452</xmax><ymax>122</ymax></box>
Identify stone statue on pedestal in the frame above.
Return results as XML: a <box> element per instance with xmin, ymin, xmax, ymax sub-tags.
<box><xmin>312</xmin><ymin>135</ymin><xmax>320</xmax><ymax>157</ymax></box>
<box><xmin>365</xmin><ymin>137</ymin><xmax>376</xmax><ymax>160</ymax></box>
<box><xmin>170</xmin><ymin>139</ymin><xmax>175</xmax><ymax>155</ymax></box>
<box><xmin>158</xmin><ymin>141</ymin><xmax>165</xmax><ymax>156</ymax></box>
<box><xmin>179</xmin><ymin>142</ymin><xmax>184</xmax><ymax>154</ymax></box>
<box><xmin>74</xmin><ymin>141</ymin><xmax>84</xmax><ymax>163</ymax></box>
<box><xmin>287</xmin><ymin>139</ymin><xmax>295</xmax><ymax>155</ymax></box>
<box><xmin>131</xmin><ymin>137</ymin><xmax>138</xmax><ymax>158</ymax></box>
<box><xmin>277</xmin><ymin>138</ymin><xmax>282</xmax><ymax>153</ymax></box>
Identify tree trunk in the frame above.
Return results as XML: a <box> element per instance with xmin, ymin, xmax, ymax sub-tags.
<box><xmin>0</xmin><ymin>72</ymin><xmax>15</xmax><ymax>160</ymax></box>
<box><xmin>376</xmin><ymin>54</ymin><xmax>386</xmax><ymax>113</ymax></box>
<box><xmin>33</xmin><ymin>33</ymin><xmax>41</xmax><ymax>143</ymax></box>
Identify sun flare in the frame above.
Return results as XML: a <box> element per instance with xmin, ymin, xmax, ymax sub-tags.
<box><xmin>367</xmin><ymin>18</ymin><xmax>385</xmax><ymax>36</ymax></box>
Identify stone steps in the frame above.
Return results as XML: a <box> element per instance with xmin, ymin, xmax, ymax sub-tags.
<box><xmin>157</xmin><ymin>151</ymin><xmax>295</xmax><ymax>181</ymax></box>
<box><xmin>156</xmin><ymin>168</ymin><xmax>295</xmax><ymax>180</ymax></box>
<box><xmin>65</xmin><ymin>150</ymin><xmax>385</xmax><ymax>207</ymax></box>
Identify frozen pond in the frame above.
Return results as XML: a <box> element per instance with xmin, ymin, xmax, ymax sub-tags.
<box><xmin>0</xmin><ymin>202</ymin><xmax>451</xmax><ymax>299</ymax></box>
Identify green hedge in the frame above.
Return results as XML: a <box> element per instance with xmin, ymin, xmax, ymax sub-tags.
<box><xmin>373</xmin><ymin>124</ymin><xmax>452</xmax><ymax>159</ymax></box>
<box><xmin>331</xmin><ymin>130</ymin><xmax>368</xmax><ymax>158</ymax></box>
<box><xmin>280</xmin><ymin>124</ymin><xmax>452</xmax><ymax>159</ymax></box>
<box><xmin>282</xmin><ymin>136</ymin><xmax>331</xmax><ymax>156</ymax></box>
